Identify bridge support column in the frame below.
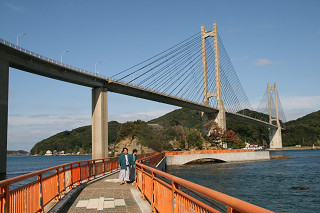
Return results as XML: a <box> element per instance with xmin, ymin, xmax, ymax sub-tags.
<box><xmin>269</xmin><ymin>127</ymin><xmax>282</xmax><ymax>148</ymax></box>
<box><xmin>92</xmin><ymin>87</ymin><xmax>108</xmax><ymax>159</ymax></box>
<box><xmin>0</xmin><ymin>60</ymin><xmax>9</xmax><ymax>175</ymax></box>
<box><xmin>268</xmin><ymin>83</ymin><xmax>283</xmax><ymax>148</ymax></box>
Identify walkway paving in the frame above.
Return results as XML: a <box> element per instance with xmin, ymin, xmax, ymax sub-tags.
<box><xmin>67</xmin><ymin>172</ymin><xmax>150</xmax><ymax>213</ymax></box>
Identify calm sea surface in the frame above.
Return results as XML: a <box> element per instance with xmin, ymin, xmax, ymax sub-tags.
<box><xmin>3</xmin><ymin>150</ymin><xmax>320</xmax><ymax>212</ymax></box>
<box><xmin>167</xmin><ymin>150</ymin><xmax>320</xmax><ymax>213</ymax></box>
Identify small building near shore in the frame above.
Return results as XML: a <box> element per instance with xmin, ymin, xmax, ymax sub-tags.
<box><xmin>45</xmin><ymin>150</ymin><xmax>52</xmax><ymax>156</ymax></box>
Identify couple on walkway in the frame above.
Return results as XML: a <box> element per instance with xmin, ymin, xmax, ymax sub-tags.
<box><xmin>117</xmin><ymin>148</ymin><xmax>139</xmax><ymax>185</ymax></box>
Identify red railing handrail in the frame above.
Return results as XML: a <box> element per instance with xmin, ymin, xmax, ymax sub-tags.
<box><xmin>136</xmin><ymin>152</ymin><xmax>274</xmax><ymax>213</ymax></box>
<box><xmin>0</xmin><ymin>152</ymin><xmax>158</xmax><ymax>212</ymax></box>
<box><xmin>0</xmin><ymin>152</ymin><xmax>157</xmax><ymax>187</ymax></box>
<box><xmin>0</xmin><ymin>157</ymin><xmax>118</xmax><ymax>187</ymax></box>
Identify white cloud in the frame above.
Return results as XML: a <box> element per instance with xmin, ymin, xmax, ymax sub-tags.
<box><xmin>8</xmin><ymin>114</ymin><xmax>90</xmax><ymax>127</ymax></box>
<box><xmin>254</xmin><ymin>58</ymin><xmax>279</xmax><ymax>66</ymax></box>
<box><xmin>7</xmin><ymin>113</ymin><xmax>91</xmax><ymax>151</ymax></box>
<box><xmin>231</xmin><ymin>56</ymin><xmax>248</xmax><ymax>62</ymax></box>
<box><xmin>280</xmin><ymin>95</ymin><xmax>320</xmax><ymax>111</ymax></box>
<box><xmin>302</xmin><ymin>59</ymin><xmax>314</xmax><ymax>64</ymax></box>
<box><xmin>4</xmin><ymin>3</ymin><xmax>26</xmax><ymax>12</ymax></box>
<box><xmin>7</xmin><ymin>107</ymin><xmax>178</xmax><ymax>151</ymax></box>
<box><xmin>251</xmin><ymin>95</ymin><xmax>320</xmax><ymax>121</ymax></box>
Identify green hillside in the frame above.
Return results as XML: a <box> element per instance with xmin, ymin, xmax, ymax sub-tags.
<box><xmin>283</xmin><ymin>110</ymin><xmax>320</xmax><ymax>146</ymax></box>
<box><xmin>149</xmin><ymin>108</ymin><xmax>270</xmax><ymax>145</ymax></box>
<box><xmin>30</xmin><ymin>108</ymin><xmax>320</xmax><ymax>155</ymax></box>
<box><xmin>30</xmin><ymin>121</ymin><xmax>121</xmax><ymax>155</ymax></box>
<box><xmin>7</xmin><ymin>150</ymin><xmax>29</xmax><ymax>155</ymax></box>
<box><xmin>148</xmin><ymin>108</ymin><xmax>202</xmax><ymax>129</ymax></box>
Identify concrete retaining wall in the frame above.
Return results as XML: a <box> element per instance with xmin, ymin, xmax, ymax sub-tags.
<box><xmin>166</xmin><ymin>151</ymin><xmax>270</xmax><ymax>165</ymax></box>
<box><xmin>156</xmin><ymin>156</ymin><xmax>167</xmax><ymax>171</ymax></box>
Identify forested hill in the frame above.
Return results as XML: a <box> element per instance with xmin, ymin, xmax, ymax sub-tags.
<box><xmin>148</xmin><ymin>108</ymin><xmax>202</xmax><ymax>129</ymax></box>
<box><xmin>30</xmin><ymin>121</ymin><xmax>121</xmax><ymax>155</ymax></box>
<box><xmin>30</xmin><ymin>108</ymin><xmax>320</xmax><ymax>155</ymax></box>
<box><xmin>282</xmin><ymin>110</ymin><xmax>320</xmax><ymax>146</ymax></box>
<box><xmin>149</xmin><ymin>108</ymin><xmax>270</xmax><ymax>145</ymax></box>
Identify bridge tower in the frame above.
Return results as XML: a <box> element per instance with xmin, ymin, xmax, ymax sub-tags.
<box><xmin>268</xmin><ymin>82</ymin><xmax>282</xmax><ymax>148</ymax></box>
<box><xmin>201</xmin><ymin>23</ymin><xmax>226</xmax><ymax>133</ymax></box>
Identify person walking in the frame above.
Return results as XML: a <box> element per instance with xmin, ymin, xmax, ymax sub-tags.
<box><xmin>129</xmin><ymin>149</ymin><xmax>139</xmax><ymax>182</ymax></box>
<box><xmin>117</xmin><ymin>147</ymin><xmax>133</xmax><ymax>185</ymax></box>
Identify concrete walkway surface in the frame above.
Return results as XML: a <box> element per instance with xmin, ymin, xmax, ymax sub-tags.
<box><xmin>67</xmin><ymin>172</ymin><xmax>151</xmax><ymax>213</ymax></box>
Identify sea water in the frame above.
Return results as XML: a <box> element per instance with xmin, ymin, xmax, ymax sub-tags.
<box><xmin>166</xmin><ymin>150</ymin><xmax>320</xmax><ymax>213</ymax></box>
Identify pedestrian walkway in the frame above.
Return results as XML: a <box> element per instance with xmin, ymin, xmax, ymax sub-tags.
<box><xmin>67</xmin><ymin>172</ymin><xmax>151</xmax><ymax>213</ymax></box>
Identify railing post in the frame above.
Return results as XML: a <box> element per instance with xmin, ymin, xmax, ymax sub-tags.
<box><xmin>227</xmin><ymin>206</ymin><xmax>234</xmax><ymax>213</ymax></box>
<box><xmin>78</xmin><ymin>163</ymin><xmax>81</xmax><ymax>184</ymax></box>
<box><xmin>38</xmin><ymin>174</ymin><xmax>43</xmax><ymax>211</ymax></box>
<box><xmin>62</xmin><ymin>166</ymin><xmax>66</xmax><ymax>195</ymax></box>
<box><xmin>93</xmin><ymin>160</ymin><xmax>96</xmax><ymax>179</ymax></box>
<box><xmin>55</xmin><ymin>169</ymin><xmax>59</xmax><ymax>201</ymax></box>
<box><xmin>69</xmin><ymin>164</ymin><xmax>73</xmax><ymax>189</ymax></box>
<box><xmin>3</xmin><ymin>185</ymin><xmax>9</xmax><ymax>213</ymax></box>
<box><xmin>172</xmin><ymin>181</ymin><xmax>179</xmax><ymax>213</ymax></box>
<box><xmin>102</xmin><ymin>159</ymin><xmax>105</xmax><ymax>175</ymax></box>
<box><xmin>1</xmin><ymin>187</ymin><xmax>4</xmax><ymax>213</ymax></box>
<box><xmin>152</xmin><ymin>172</ymin><xmax>156</xmax><ymax>212</ymax></box>
<box><xmin>141</xmin><ymin>167</ymin><xmax>146</xmax><ymax>199</ymax></box>
<box><xmin>86</xmin><ymin>161</ymin><xmax>90</xmax><ymax>181</ymax></box>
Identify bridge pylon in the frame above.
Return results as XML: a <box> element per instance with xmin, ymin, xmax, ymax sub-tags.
<box><xmin>201</xmin><ymin>23</ymin><xmax>226</xmax><ymax>136</ymax></box>
<box><xmin>268</xmin><ymin>82</ymin><xmax>282</xmax><ymax>148</ymax></box>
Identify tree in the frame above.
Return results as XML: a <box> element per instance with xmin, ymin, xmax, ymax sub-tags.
<box><xmin>187</xmin><ymin>130</ymin><xmax>203</xmax><ymax>149</ymax></box>
<box><xmin>204</xmin><ymin>121</ymin><xmax>225</xmax><ymax>147</ymax></box>
<box><xmin>222</xmin><ymin>130</ymin><xmax>245</xmax><ymax>149</ymax></box>
<box><xmin>204</xmin><ymin>121</ymin><xmax>244</xmax><ymax>149</ymax></box>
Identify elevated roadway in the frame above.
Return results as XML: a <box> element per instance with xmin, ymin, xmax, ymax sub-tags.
<box><xmin>0</xmin><ymin>41</ymin><xmax>277</xmax><ymax>128</ymax></box>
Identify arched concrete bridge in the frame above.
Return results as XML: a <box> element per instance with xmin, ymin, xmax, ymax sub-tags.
<box><xmin>162</xmin><ymin>150</ymin><xmax>270</xmax><ymax>166</ymax></box>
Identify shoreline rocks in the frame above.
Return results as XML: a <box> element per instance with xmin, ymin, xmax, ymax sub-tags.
<box><xmin>271</xmin><ymin>155</ymin><xmax>301</xmax><ymax>159</ymax></box>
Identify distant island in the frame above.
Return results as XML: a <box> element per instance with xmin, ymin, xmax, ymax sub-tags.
<box><xmin>7</xmin><ymin>150</ymin><xmax>29</xmax><ymax>155</ymax></box>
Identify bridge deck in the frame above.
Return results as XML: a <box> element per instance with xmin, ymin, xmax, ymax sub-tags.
<box><xmin>66</xmin><ymin>172</ymin><xmax>150</xmax><ymax>213</ymax></box>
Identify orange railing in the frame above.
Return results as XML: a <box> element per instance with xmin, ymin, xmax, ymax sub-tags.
<box><xmin>1</xmin><ymin>150</ymin><xmax>273</xmax><ymax>213</ymax></box>
<box><xmin>0</xmin><ymin>153</ymin><xmax>155</xmax><ymax>213</ymax></box>
<box><xmin>136</xmin><ymin>152</ymin><xmax>274</xmax><ymax>213</ymax></box>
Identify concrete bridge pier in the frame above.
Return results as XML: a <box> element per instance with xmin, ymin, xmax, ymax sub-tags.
<box><xmin>268</xmin><ymin>83</ymin><xmax>283</xmax><ymax>148</ymax></box>
<box><xmin>269</xmin><ymin>127</ymin><xmax>282</xmax><ymax>148</ymax></box>
<box><xmin>92</xmin><ymin>87</ymin><xmax>108</xmax><ymax>159</ymax></box>
<box><xmin>0</xmin><ymin>60</ymin><xmax>9</xmax><ymax>175</ymax></box>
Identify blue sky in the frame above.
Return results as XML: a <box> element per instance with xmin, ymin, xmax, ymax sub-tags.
<box><xmin>1</xmin><ymin>0</ymin><xmax>320</xmax><ymax>151</ymax></box>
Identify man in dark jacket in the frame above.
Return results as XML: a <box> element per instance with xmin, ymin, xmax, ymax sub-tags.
<box><xmin>117</xmin><ymin>147</ymin><xmax>133</xmax><ymax>184</ymax></box>
<box><xmin>129</xmin><ymin>149</ymin><xmax>139</xmax><ymax>182</ymax></box>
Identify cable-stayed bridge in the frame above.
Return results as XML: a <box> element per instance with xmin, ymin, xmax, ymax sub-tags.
<box><xmin>0</xmin><ymin>23</ymin><xmax>285</xmax><ymax>175</ymax></box>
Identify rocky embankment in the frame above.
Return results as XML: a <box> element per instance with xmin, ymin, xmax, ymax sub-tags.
<box><xmin>271</xmin><ymin>155</ymin><xmax>301</xmax><ymax>159</ymax></box>
<box><xmin>114</xmin><ymin>137</ymin><xmax>154</xmax><ymax>155</ymax></box>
